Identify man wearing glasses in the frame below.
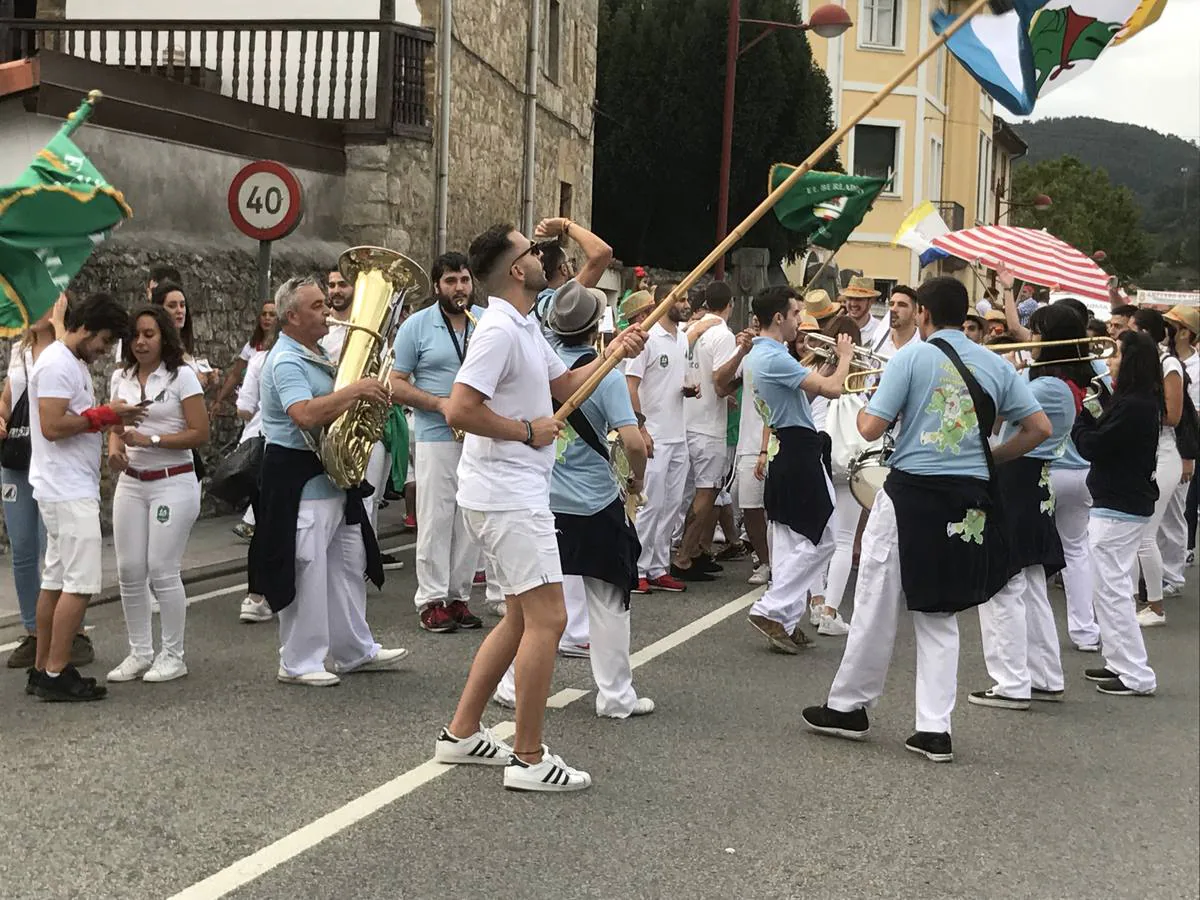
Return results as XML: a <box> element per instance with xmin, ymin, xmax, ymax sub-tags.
<box><xmin>532</xmin><ymin>216</ymin><xmax>614</xmax><ymax>339</ymax></box>
<box><xmin>433</xmin><ymin>224</ymin><xmax>646</xmax><ymax>792</ymax></box>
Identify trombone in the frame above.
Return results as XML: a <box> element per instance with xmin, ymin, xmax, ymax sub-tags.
<box><xmin>987</xmin><ymin>336</ymin><xmax>1116</xmax><ymax>369</ymax></box>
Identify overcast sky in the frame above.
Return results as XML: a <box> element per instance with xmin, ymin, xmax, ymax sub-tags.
<box><xmin>1016</xmin><ymin>0</ymin><xmax>1200</xmax><ymax>142</ymax></box>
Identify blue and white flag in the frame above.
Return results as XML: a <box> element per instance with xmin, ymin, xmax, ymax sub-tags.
<box><xmin>931</xmin><ymin>0</ymin><xmax>1163</xmax><ymax>116</ymax></box>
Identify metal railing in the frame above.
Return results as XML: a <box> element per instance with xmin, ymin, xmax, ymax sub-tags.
<box><xmin>934</xmin><ymin>200</ymin><xmax>965</xmax><ymax>232</ymax></box>
<box><xmin>0</xmin><ymin>17</ymin><xmax>432</xmax><ymax>134</ymax></box>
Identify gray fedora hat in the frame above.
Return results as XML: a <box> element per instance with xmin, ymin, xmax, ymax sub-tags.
<box><xmin>546</xmin><ymin>280</ymin><xmax>604</xmax><ymax>337</ymax></box>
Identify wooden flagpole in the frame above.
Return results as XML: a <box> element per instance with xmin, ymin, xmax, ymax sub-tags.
<box><xmin>555</xmin><ymin>0</ymin><xmax>993</xmax><ymax>421</ymax></box>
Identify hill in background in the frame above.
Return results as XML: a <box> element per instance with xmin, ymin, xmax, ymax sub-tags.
<box><xmin>1014</xmin><ymin>116</ymin><xmax>1199</xmax><ymax>288</ymax></box>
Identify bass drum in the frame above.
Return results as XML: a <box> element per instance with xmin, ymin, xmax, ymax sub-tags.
<box><xmin>848</xmin><ymin>447</ymin><xmax>890</xmax><ymax>511</ymax></box>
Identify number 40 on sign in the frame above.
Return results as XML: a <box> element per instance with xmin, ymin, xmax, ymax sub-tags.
<box><xmin>227</xmin><ymin>160</ymin><xmax>305</xmax><ymax>301</ymax></box>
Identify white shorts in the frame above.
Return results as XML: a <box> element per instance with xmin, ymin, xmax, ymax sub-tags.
<box><xmin>462</xmin><ymin>507</ymin><xmax>563</xmax><ymax>596</ymax></box>
<box><xmin>686</xmin><ymin>432</ymin><xmax>729</xmax><ymax>490</ymax></box>
<box><xmin>40</xmin><ymin>498</ymin><xmax>102</xmax><ymax>595</ymax></box>
<box><xmin>735</xmin><ymin>453</ymin><xmax>765</xmax><ymax>509</ymax></box>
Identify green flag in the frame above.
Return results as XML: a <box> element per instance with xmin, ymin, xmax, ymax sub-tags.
<box><xmin>0</xmin><ymin>91</ymin><xmax>131</xmax><ymax>337</ymax></box>
<box><xmin>768</xmin><ymin>166</ymin><xmax>889</xmax><ymax>251</ymax></box>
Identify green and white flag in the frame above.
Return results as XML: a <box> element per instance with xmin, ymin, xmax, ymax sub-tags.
<box><xmin>768</xmin><ymin>166</ymin><xmax>889</xmax><ymax>251</ymax></box>
<box><xmin>0</xmin><ymin>91</ymin><xmax>131</xmax><ymax>337</ymax></box>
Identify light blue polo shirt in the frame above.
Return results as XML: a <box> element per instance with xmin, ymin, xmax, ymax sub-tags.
<box><xmin>866</xmin><ymin>328</ymin><xmax>1041</xmax><ymax>479</ymax></box>
<box><xmin>260</xmin><ymin>333</ymin><xmax>340</xmax><ymax>500</ymax></box>
<box><xmin>1000</xmin><ymin>374</ymin><xmax>1075</xmax><ymax>462</ymax></box>
<box><xmin>392</xmin><ymin>303</ymin><xmax>487</xmax><ymax>443</ymax></box>
<box><xmin>744</xmin><ymin>336</ymin><xmax>816</xmax><ymax>431</ymax></box>
<box><xmin>536</xmin><ymin>286</ymin><xmax>561</xmax><ymax>348</ymax></box>
<box><xmin>550</xmin><ymin>344</ymin><xmax>637</xmax><ymax>516</ymax></box>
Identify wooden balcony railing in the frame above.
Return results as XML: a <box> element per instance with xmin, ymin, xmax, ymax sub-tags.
<box><xmin>0</xmin><ymin>17</ymin><xmax>432</xmax><ymax>137</ymax></box>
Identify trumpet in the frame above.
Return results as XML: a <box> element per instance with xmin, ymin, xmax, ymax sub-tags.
<box><xmin>844</xmin><ymin>366</ymin><xmax>886</xmax><ymax>393</ymax></box>
<box><xmin>805</xmin><ymin>332</ymin><xmax>888</xmax><ymax>372</ymax></box>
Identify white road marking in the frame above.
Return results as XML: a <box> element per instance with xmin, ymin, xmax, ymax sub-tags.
<box><xmin>0</xmin><ymin>542</ymin><xmax>417</xmax><ymax>654</ymax></box>
<box><xmin>167</xmin><ymin>586</ymin><xmax>765</xmax><ymax>900</ymax></box>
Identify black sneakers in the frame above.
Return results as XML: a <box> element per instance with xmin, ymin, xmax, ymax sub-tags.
<box><xmin>669</xmin><ymin>563</ymin><xmax>714</xmax><ymax>583</ymax></box>
<box><xmin>1030</xmin><ymin>687</ymin><xmax>1065</xmax><ymax>702</ymax></box>
<box><xmin>905</xmin><ymin>731</ymin><xmax>953</xmax><ymax>763</ymax></box>
<box><xmin>25</xmin><ymin>668</ymin><xmax>42</xmax><ymax>695</ymax></box>
<box><xmin>692</xmin><ymin>553</ymin><xmax>724</xmax><ymax>574</ymax></box>
<box><xmin>1084</xmin><ymin>667</ymin><xmax>1119</xmax><ymax>683</ymax></box>
<box><xmin>35</xmin><ymin>665</ymin><xmax>107</xmax><ymax>702</ymax></box>
<box><xmin>6</xmin><ymin>634</ymin><xmax>36</xmax><ymax>669</ymax></box>
<box><xmin>801</xmin><ymin>704</ymin><xmax>870</xmax><ymax>740</ymax></box>
<box><xmin>1095</xmin><ymin>678</ymin><xmax>1155</xmax><ymax>697</ymax></box>
<box><xmin>69</xmin><ymin>633</ymin><xmax>95</xmax><ymax>667</ymax></box>
<box><xmin>967</xmin><ymin>689</ymin><xmax>1030</xmax><ymax>710</ymax></box>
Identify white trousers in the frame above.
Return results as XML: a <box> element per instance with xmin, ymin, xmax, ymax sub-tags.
<box><xmin>413</xmin><ymin>441</ymin><xmax>482</xmax><ymax>610</ymax></box>
<box><xmin>977</xmin><ymin>565</ymin><xmax>1064</xmax><ymax>698</ymax></box>
<box><xmin>278</xmin><ymin>497</ymin><xmax>381</xmax><ymax>676</ymax></box>
<box><xmin>827</xmin><ymin>490</ymin><xmax>961</xmax><ymax>734</ymax></box>
<box><xmin>812</xmin><ymin>479</ymin><xmax>861</xmax><ymax>611</ymax></box>
<box><xmin>497</xmin><ymin>575</ymin><xmax>641</xmax><ymax>717</ymax></box>
<box><xmin>1090</xmin><ymin>515</ymin><xmax>1156</xmax><ymax>693</ymax></box>
<box><xmin>637</xmin><ymin>441</ymin><xmax>689</xmax><ymax>578</ymax></box>
<box><xmin>750</xmin><ymin>519</ymin><xmax>835</xmax><ymax>632</ymax></box>
<box><xmin>1138</xmin><ymin>446</ymin><xmax>1182</xmax><ymax>603</ymax></box>
<box><xmin>1158</xmin><ymin>481</ymin><xmax>1189</xmax><ymax>589</ymax></box>
<box><xmin>1050</xmin><ymin>467</ymin><xmax>1098</xmax><ymax>648</ymax></box>
<box><xmin>113</xmin><ymin>473</ymin><xmax>200</xmax><ymax>661</ymax></box>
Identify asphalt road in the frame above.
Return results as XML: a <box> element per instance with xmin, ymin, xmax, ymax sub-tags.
<box><xmin>0</xmin><ymin>543</ymin><xmax>1196</xmax><ymax>900</ymax></box>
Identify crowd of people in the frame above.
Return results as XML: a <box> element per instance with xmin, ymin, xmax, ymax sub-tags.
<box><xmin>0</xmin><ymin>215</ymin><xmax>1195</xmax><ymax>790</ymax></box>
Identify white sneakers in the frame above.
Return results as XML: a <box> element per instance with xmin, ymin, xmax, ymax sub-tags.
<box><xmin>434</xmin><ymin>726</ymin><xmax>514</xmax><ymax>766</ymax></box>
<box><xmin>107</xmin><ymin>653</ymin><xmax>187</xmax><ymax>683</ymax></box>
<box><xmin>504</xmin><ymin>749</ymin><xmax>592</xmax><ymax>792</ymax></box>
<box><xmin>333</xmin><ymin>647</ymin><xmax>409</xmax><ymax>674</ymax></box>
<box><xmin>277</xmin><ymin>668</ymin><xmax>340</xmax><ymax>687</ymax></box>
<box><xmin>107</xmin><ymin>655</ymin><xmax>153</xmax><ymax>682</ymax></box>
<box><xmin>143</xmin><ymin>653</ymin><xmax>188</xmax><ymax>682</ymax></box>
<box><xmin>818</xmin><ymin>613</ymin><xmax>851</xmax><ymax>636</ymax></box>
<box><xmin>239</xmin><ymin>595</ymin><xmax>274</xmax><ymax>623</ymax></box>
<box><xmin>1137</xmin><ymin>606</ymin><xmax>1166</xmax><ymax>628</ymax></box>
<box><xmin>747</xmin><ymin>564</ymin><xmax>771</xmax><ymax>586</ymax></box>
<box><xmin>434</xmin><ymin>728</ymin><xmax>593</xmax><ymax>791</ymax></box>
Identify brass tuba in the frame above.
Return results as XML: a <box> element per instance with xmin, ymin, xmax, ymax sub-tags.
<box><xmin>321</xmin><ymin>246</ymin><xmax>429</xmax><ymax>489</ymax></box>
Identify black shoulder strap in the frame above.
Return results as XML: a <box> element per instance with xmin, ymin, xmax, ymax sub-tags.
<box><xmin>552</xmin><ymin>350</ymin><xmax>609</xmax><ymax>461</ymax></box>
<box><xmin>929</xmin><ymin>337</ymin><xmax>997</xmax><ymax>484</ymax></box>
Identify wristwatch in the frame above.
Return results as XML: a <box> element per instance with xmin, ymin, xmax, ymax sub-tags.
<box><xmin>150</xmin><ymin>435</ymin><xmax>161</xmax><ymax>446</ymax></box>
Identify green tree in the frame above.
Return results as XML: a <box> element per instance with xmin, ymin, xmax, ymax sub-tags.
<box><xmin>1011</xmin><ymin>155</ymin><xmax>1154</xmax><ymax>281</ymax></box>
<box><xmin>593</xmin><ymin>0</ymin><xmax>838</xmax><ymax>269</ymax></box>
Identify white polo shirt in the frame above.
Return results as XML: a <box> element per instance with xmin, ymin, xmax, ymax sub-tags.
<box><xmin>454</xmin><ymin>295</ymin><xmax>568</xmax><ymax>512</ymax></box>
<box><xmin>874</xmin><ymin>327</ymin><xmax>922</xmax><ymax>360</ymax></box>
<box><xmin>625</xmin><ymin>322</ymin><xmax>687</xmax><ymax>445</ymax></box>
<box><xmin>28</xmin><ymin>341</ymin><xmax>100</xmax><ymax>503</ymax></box>
<box><xmin>734</xmin><ymin>363</ymin><xmax>762</xmax><ymax>458</ymax></box>
<box><xmin>683</xmin><ymin>315</ymin><xmax>737</xmax><ymax>439</ymax></box>
<box><xmin>857</xmin><ymin>314</ymin><xmax>885</xmax><ymax>350</ymax></box>
<box><xmin>109</xmin><ymin>363</ymin><xmax>204</xmax><ymax>469</ymax></box>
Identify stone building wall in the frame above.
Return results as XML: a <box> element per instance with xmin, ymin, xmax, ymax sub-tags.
<box><xmin>339</xmin><ymin>0</ymin><xmax>599</xmax><ymax>261</ymax></box>
<box><xmin>0</xmin><ymin>234</ymin><xmax>342</xmax><ymax>543</ymax></box>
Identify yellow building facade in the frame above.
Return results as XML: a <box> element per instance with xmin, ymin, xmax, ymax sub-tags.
<box><xmin>786</xmin><ymin>0</ymin><xmax>1021</xmax><ymax>300</ymax></box>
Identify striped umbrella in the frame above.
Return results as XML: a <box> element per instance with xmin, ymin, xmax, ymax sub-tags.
<box><xmin>931</xmin><ymin>226</ymin><xmax>1110</xmax><ymax>301</ymax></box>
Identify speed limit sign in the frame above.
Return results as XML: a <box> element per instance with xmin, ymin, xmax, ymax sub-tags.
<box><xmin>227</xmin><ymin>160</ymin><xmax>304</xmax><ymax>242</ymax></box>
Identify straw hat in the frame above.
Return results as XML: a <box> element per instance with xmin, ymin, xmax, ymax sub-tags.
<box><xmin>798</xmin><ymin>312</ymin><xmax>821</xmax><ymax>332</ymax></box>
<box><xmin>1164</xmin><ymin>304</ymin><xmax>1200</xmax><ymax>336</ymax></box>
<box><xmin>983</xmin><ymin>309</ymin><xmax>1007</xmax><ymax>324</ymax></box>
<box><xmin>840</xmin><ymin>275</ymin><xmax>881</xmax><ymax>299</ymax></box>
<box><xmin>803</xmin><ymin>289</ymin><xmax>842</xmax><ymax>321</ymax></box>
<box><xmin>620</xmin><ymin>289</ymin><xmax>654</xmax><ymax>321</ymax></box>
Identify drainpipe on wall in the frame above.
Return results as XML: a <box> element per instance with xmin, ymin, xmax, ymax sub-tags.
<box><xmin>435</xmin><ymin>0</ymin><xmax>453</xmax><ymax>255</ymax></box>
<box><xmin>521</xmin><ymin>0</ymin><xmax>541</xmax><ymax>235</ymax></box>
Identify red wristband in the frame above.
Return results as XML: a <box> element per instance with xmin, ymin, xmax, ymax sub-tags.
<box><xmin>82</xmin><ymin>406</ymin><xmax>122</xmax><ymax>432</ymax></box>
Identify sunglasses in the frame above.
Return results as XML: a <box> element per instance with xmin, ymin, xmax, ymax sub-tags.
<box><xmin>511</xmin><ymin>241</ymin><xmax>546</xmax><ymax>268</ymax></box>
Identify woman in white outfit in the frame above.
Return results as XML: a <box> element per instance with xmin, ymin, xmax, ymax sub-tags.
<box><xmin>1156</xmin><ymin>308</ymin><xmax>1198</xmax><ymax>594</ymax></box>
<box><xmin>107</xmin><ymin>306</ymin><xmax>210</xmax><ymax>683</ymax></box>
<box><xmin>1129</xmin><ymin>309</ymin><xmax>1183</xmax><ymax>628</ymax></box>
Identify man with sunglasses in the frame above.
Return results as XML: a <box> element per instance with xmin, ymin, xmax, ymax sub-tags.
<box><xmin>433</xmin><ymin>223</ymin><xmax>645</xmax><ymax>792</ymax></box>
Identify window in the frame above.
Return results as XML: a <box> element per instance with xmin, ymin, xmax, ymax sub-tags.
<box><xmin>543</xmin><ymin>0</ymin><xmax>562</xmax><ymax>83</ymax></box>
<box><xmin>853</xmin><ymin>123</ymin><xmax>899</xmax><ymax>184</ymax></box>
<box><xmin>928</xmin><ymin>136</ymin><xmax>943</xmax><ymax>203</ymax></box>
<box><xmin>559</xmin><ymin>181</ymin><xmax>573</xmax><ymax>219</ymax></box>
<box><xmin>976</xmin><ymin>132</ymin><xmax>993</xmax><ymax>224</ymax></box>
<box><xmin>861</xmin><ymin>0</ymin><xmax>901</xmax><ymax>48</ymax></box>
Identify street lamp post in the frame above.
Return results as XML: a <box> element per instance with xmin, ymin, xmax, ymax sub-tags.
<box><xmin>714</xmin><ymin>2</ymin><xmax>852</xmax><ymax>280</ymax></box>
